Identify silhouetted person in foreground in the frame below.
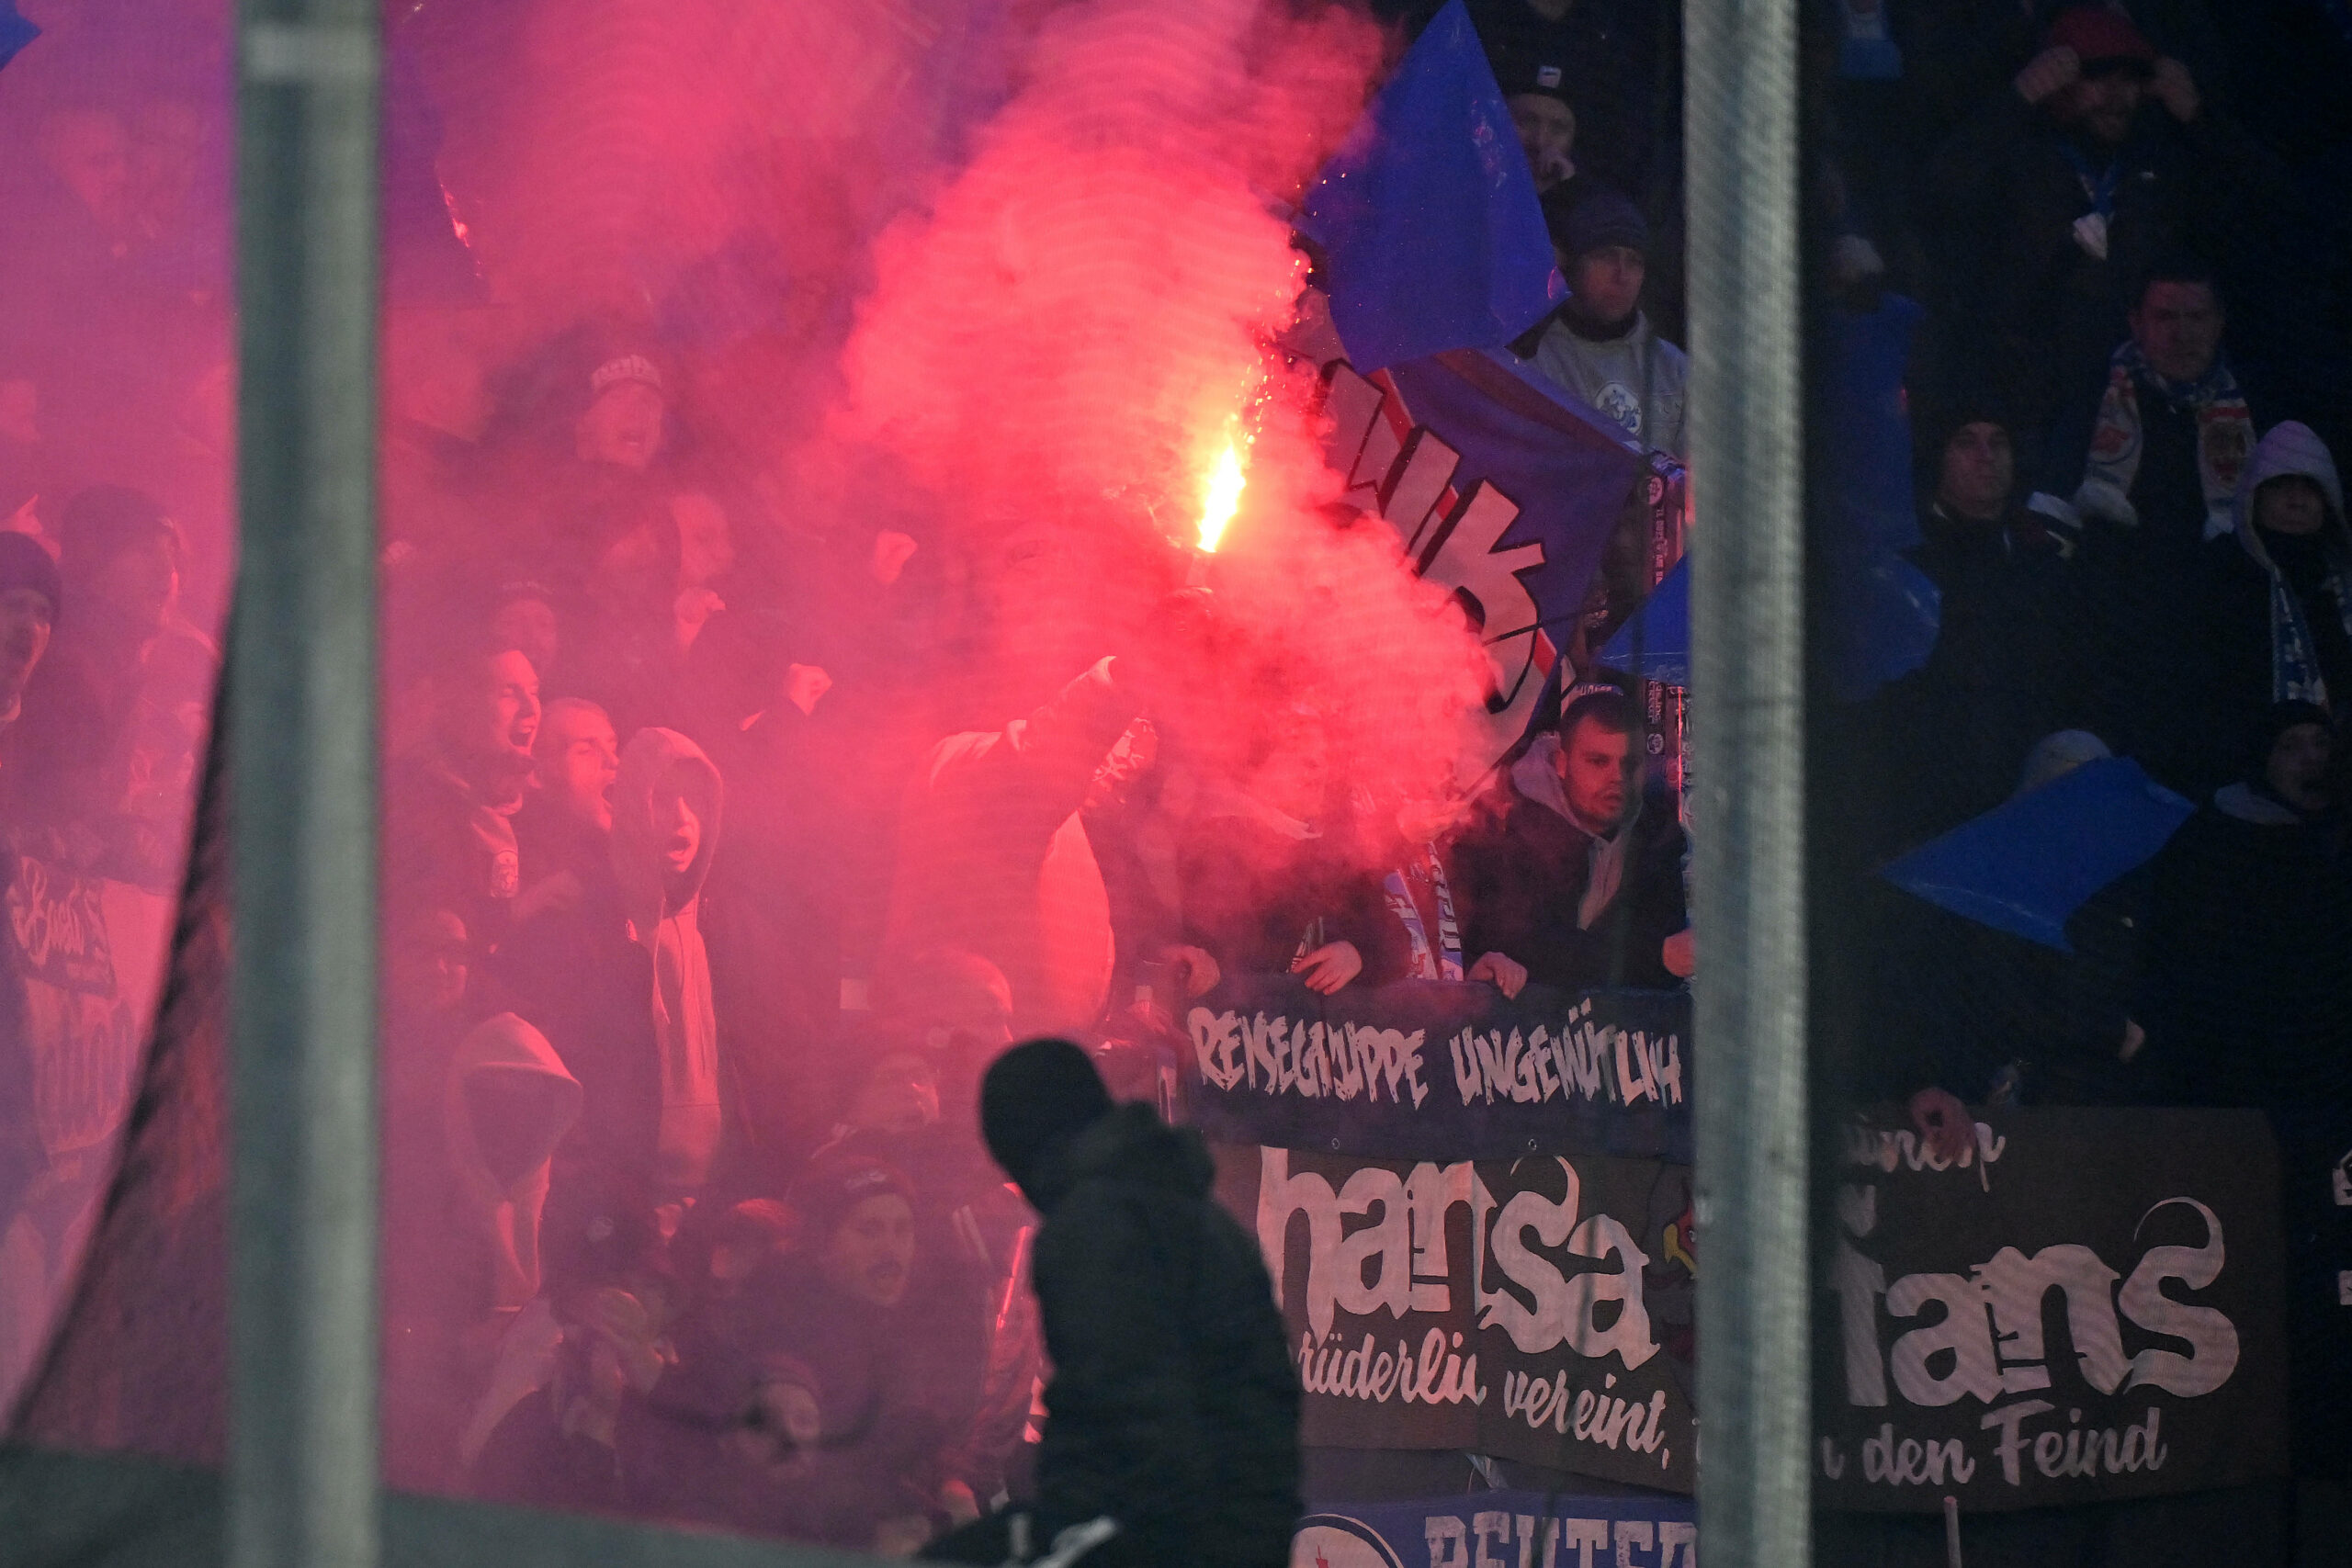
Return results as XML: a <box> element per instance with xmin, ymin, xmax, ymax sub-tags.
<box><xmin>922</xmin><ymin>1039</ymin><xmax>1299</xmax><ymax>1568</ymax></box>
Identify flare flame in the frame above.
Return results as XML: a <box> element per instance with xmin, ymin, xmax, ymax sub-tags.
<box><xmin>1196</xmin><ymin>439</ymin><xmax>1247</xmax><ymax>553</ymax></box>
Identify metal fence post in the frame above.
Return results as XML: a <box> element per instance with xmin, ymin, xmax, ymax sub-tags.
<box><xmin>229</xmin><ymin>2</ymin><xmax>381</xmax><ymax>1566</ymax></box>
<box><xmin>1683</xmin><ymin>0</ymin><xmax>1811</xmax><ymax>1562</ymax></box>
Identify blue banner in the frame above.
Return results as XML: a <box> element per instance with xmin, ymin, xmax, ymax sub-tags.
<box><xmin>1294</xmin><ymin>1490</ymin><xmax>1695</xmax><ymax>1568</ymax></box>
<box><xmin>1307</xmin><ymin>337</ymin><xmax>1648</xmax><ymax>787</ymax></box>
<box><xmin>1183</xmin><ymin>976</ymin><xmax>1690</xmax><ymax>1163</ymax></box>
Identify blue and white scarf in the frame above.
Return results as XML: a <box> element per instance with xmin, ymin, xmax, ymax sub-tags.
<box><xmin>2075</xmin><ymin>338</ymin><xmax>2254</xmax><ymax>542</ymax></box>
<box><xmin>1383</xmin><ymin>846</ymin><xmax>1464</xmax><ymax>981</ymax></box>
<box><xmin>2232</xmin><ymin>422</ymin><xmax>2352</xmax><ymax>709</ymax></box>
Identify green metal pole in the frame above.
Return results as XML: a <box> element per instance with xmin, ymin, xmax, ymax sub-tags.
<box><xmin>1683</xmin><ymin>0</ymin><xmax>1810</xmax><ymax>1561</ymax></box>
<box><xmin>229</xmin><ymin>4</ymin><xmax>381</xmax><ymax>1566</ymax></box>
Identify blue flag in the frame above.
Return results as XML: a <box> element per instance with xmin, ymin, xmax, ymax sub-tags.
<box><xmin>1297</xmin><ymin>0</ymin><xmax>1563</xmax><ymax>373</ymax></box>
<box><xmin>0</xmin><ymin>4</ymin><xmax>39</xmax><ymax>73</ymax></box>
<box><xmin>1880</xmin><ymin>757</ymin><xmax>2194</xmax><ymax>951</ymax></box>
<box><xmin>1819</xmin><ymin>293</ymin><xmax>1939</xmax><ymax>698</ymax></box>
<box><xmin>1600</xmin><ymin>555</ymin><xmax>1690</xmax><ymax>687</ymax></box>
<box><xmin>1382</xmin><ymin>347</ymin><xmax>1645</xmax><ymax>647</ymax></box>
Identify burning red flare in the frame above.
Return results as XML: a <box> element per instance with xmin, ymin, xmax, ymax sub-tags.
<box><xmin>1196</xmin><ymin>438</ymin><xmax>1248</xmax><ymax>553</ymax></box>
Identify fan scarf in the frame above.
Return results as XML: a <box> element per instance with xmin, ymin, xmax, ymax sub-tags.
<box><xmin>2075</xmin><ymin>339</ymin><xmax>2253</xmax><ymax>541</ymax></box>
<box><xmin>1383</xmin><ymin>844</ymin><xmax>1464</xmax><ymax>981</ymax></box>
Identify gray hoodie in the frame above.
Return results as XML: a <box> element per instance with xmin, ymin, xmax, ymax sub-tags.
<box><xmin>445</xmin><ymin>1012</ymin><xmax>582</xmax><ymax>1313</ymax></box>
<box><xmin>611</xmin><ymin>727</ymin><xmax>726</xmax><ymax>1190</ymax></box>
<box><xmin>2227</xmin><ymin>421</ymin><xmax>2351</xmax><ymax>709</ymax></box>
<box><xmin>1532</xmin><ymin>311</ymin><xmax>1689</xmax><ymax>457</ymax></box>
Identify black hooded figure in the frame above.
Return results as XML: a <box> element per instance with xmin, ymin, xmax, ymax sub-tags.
<box><xmin>922</xmin><ymin>1039</ymin><xmax>1300</xmax><ymax>1568</ymax></box>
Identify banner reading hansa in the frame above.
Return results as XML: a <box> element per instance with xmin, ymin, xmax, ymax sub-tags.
<box><xmin>1291</xmin><ymin>1489</ymin><xmax>1695</xmax><ymax>1568</ymax></box>
<box><xmin>1817</xmin><ymin>1107</ymin><xmax>2289</xmax><ymax>1511</ymax></box>
<box><xmin>1214</xmin><ymin>1143</ymin><xmax>1697</xmax><ymax>1493</ymax></box>
<box><xmin>1186</xmin><ymin>976</ymin><xmax>1690</xmax><ymax>1164</ymax></box>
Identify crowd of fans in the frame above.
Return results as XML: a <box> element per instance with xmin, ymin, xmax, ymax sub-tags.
<box><xmin>356</xmin><ymin>357</ymin><xmax>1699</xmax><ymax>1541</ymax></box>
<box><xmin>0</xmin><ymin>0</ymin><xmax>2348</xmax><ymax>1557</ymax></box>
<box><xmin>0</xmin><ymin>12</ymin><xmax>1699</xmax><ymax>1538</ymax></box>
<box><xmin>1470</xmin><ymin>0</ymin><xmax>2352</xmax><ymax>1156</ymax></box>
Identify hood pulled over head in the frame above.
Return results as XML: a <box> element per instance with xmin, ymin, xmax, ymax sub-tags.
<box><xmin>610</xmin><ymin>726</ymin><xmax>724</xmax><ymax>919</ymax></box>
<box><xmin>445</xmin><ymin>1012</ymin><xmax>582</xmax><ymax>1312</ymax></box>
<box><xmin>2233</xmin><ymin>421</ymin><xmax>2347</xmax><ymax>569</ymax></box>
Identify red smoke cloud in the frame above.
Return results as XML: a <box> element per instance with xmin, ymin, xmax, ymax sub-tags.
<box><xmin>398</xmin><ymin>0</ymin><xmax>1497</xmax><ymax>809</ymax></box>
<box><xmin>833</xmin><ymin>0</ymin><xmax>1490</xmax><ymax>811</ymax></box>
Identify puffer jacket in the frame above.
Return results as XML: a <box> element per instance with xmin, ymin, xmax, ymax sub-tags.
<box><xmin>1023</xmin><ymin>1103</ymin><xmax>1300</xmax><ymax>1568</ymax></box>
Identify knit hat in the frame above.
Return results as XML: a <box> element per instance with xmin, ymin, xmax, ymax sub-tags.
<box><xmin>2245</xmin><ymin>701</ymin><xmax>2333</xmax><ymax>783</ymax></box>
<box><xmin>492</xmin><ymin>577</ymin><xmax>556</xmax><ymax>612</ymax></box>
<box><xmin>979</xmin><ymin>1038</ymin><xmax>1114</xmax><ymax>1194</ymax></box>
<box><xmin>0</xmin><ymin>531</ymin><xmax>62</xmax><ymax>621</ymax></box>
<box><xmin>1490</xmin><ymin>46</ymin><xmax>1574</xmax><ymax>107</ymax></box>
<box><xmin>589</xmin><ymin>353</ymin><xmax>663</xmax><ymax>399</ymax></box>
<box><xmin>1913</xmin><ymin>389</ymin><xmax>2014</xmax><ymax>485</ymax></box>
<box><xmin>1545</xmin><ymin>183</ymin><xmax>1647</xmax><ymax>260</ymax></box>
<box><xmin>787</xmin><ymin>1154</ymin><xmax>913</xmax><ymax>1247</ymax></box>
<box><xmin>56</xmin><ymin>485</ymin><xmax>179</xmax><ymax>573</ymax></box>
<box><xmin>2045</xmin><ymin>6</ymin><xmax>2156</xmax><ymax>74</ymax></box>
<box><xmin>538</xmin><ymin>1168</ymin><xmax>672</xmax><ymax>1294</ymax></box>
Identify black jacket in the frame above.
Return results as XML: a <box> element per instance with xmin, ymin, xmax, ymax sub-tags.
<box><xmin>1886</xmin><ymin>500</ymin><xmax>2093</xmax><ymax>832</ymax></box>
<box><xmin>2049</xmin><ymin>377</ymin><xmax>2270</xmax><ymax>792</ymax></box>
<box><xmin>2136</xmin><ymin>787</ymin><xmax>2352</xmax><ymax>1107</ymax></box>
<box><xmin>489</xmin><ymin>863</ymin><xmax>662</xmax><ymax>1200</ymax></box>
<box><xmin>1929</xmin><ymin>93</ymin><xmax>2286</xmax><ymax>444</ymax></box>
<box><xmin>1177</xmin><ymin>808</ymin><xmax>1404</xmax><ymax>987</ymax></box>
<box><xmin>1453</xmin><ymin>780</ymin><xmax>1689</xmax><ymax>992</ymax></box>
<box><xmin>1023</xmin><ymin>1104</ymin><xmax>1299</xmax><ymax>1568</ymax></box>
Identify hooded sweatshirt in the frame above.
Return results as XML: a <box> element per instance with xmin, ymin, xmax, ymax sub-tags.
<box><xmin>2223</xmin><ymin>422</ymin><xmax>2352</xmax><ymax>708</ymax></box>
<box><xmin>2175</xmin><ymin>422</ymin><xmax>2352</xmax><ymax>796</ymax></box>
<box><xmin>1452</xmin><ymin>733</ymin><xmax>1690</xmax><ymax>991</ymax></box>
<box><xmin>445</xmin><ymin>1013</ymin><xmax>582</xmax><ymax>1313</ymax></box>
<box><xmin>610</xmin><ymin>728</ymin><xmax>725</xmax><ymax>1191</ymax></box>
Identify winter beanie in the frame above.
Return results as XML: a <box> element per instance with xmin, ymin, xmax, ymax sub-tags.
<box><xmin>1547</xmin><ymin>183</ymin><xmax>1648</xmax><ymax>261</ymax></box>
<box><xmin>0</xmin><ymin>531</ymin><xmax>62</xmax><ymax>622</ymax></box>
<box><xmin>980</xmin><ymin>1038</ymin><xmax>1114</xmax><ymax>1192</ymax></box>
<box><xmin>2245</xmin><ymin>701</ymin><xmax>2334</xmax><ymax>783</ymax></box>
<box><xmin>589</xmin><ymin>352</ymin><xmax>663</xmax><ymax>399</ymax></box>
<box><xmin>1914</xmin><ymin>389</ymin><xmax>2014</xmax><ymax>488</ymax></box>
<box><xmin>2045</xmin><ymin>6</ymin><xmax>2156</xmax><ymax>73</ymax></box>
<box><xmin>1492</xmin><ymin>48</ymin><xmax>1575</xmax><ymax>107</ymax></box>
<box><xmin>787</xmin><ymin>1154</ymin><xmax>914</xmax><ymax>1248</ymax></box>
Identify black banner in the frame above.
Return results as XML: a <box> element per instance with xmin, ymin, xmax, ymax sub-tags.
<box><xmin>1816</xmin><ymin>1108</ymin><xmax>2290</xmax><ymax>1511</ymax></box>
<box><xmin>1214</xmin><ymin>1143</ymin><xmax>1697</xmax><ymax>1493</ymax></box>
<box><xmin>1184</xmin><ymin>976</ymin><xmax>1690</xmax><ymax>1163</ymax></box>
